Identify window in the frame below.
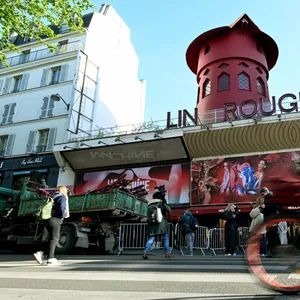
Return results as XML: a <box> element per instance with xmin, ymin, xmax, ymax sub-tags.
<box><xmin>50</xmin><ymin>67</ymin><xmax>61</xmax><ymax>85</ymax></box>
<box><xmin>26</xmin><ymin>128</ymin><xmax>57</xmax><ymax>153</ymax></box>
<box><xmin>256</xmin><ymin>67</ymin><xmax>263</xmax><ymax>74</ymax></box>
<box><xmin>218</xmin><ymin>63</ymin><xmax>229</xmax><ymax>69</ymax></box>
<box><xmin>238</xmin><ymin>62</ymin><xmax>249</xmax><ymax>68</ymax></box>
<box><xmin>218</xmin><ymin>73</ymin><xmax>230</xmax><ymax>91</ymax></box>
<box><xmin>0</xmin><ymin>136</ymin><xmax>7</xmax><ymax>156</ymax></box>
<box><xmin>204</xmin><ymin>44</ymin><xmax>211</xmax><ymax>54</ymax></box>
<box><xmin>0</xmin><ymin>134</ymin><xmax>15</xmax><ymax>157</ymax></box>
<box><xmin>40</xmin><ymin>96</ymin><xmax>55</xmax><ymax>118</ymax></box>
<box><xmin>12</xmin><ymin>75</ymin><xmax>23</xmax><ymax>93</ymax></box>
<box><xmin>202</xmin><ymin>79</ymin><xmax>211</xmax><ymax>98</ymax></box>
<box><xmin>1</xmin><ymin>103</ymin><xmax>16</xmax><ymax>124</ymax></box>
<box><xmin>19</xmin><ymin>50</ymin><xmax>31</xmax><ymax>63</ymax></box>
<box><xmin>41</xmin><ymin>64</ymin><xmax>69</xmax><ymax>86</ymax></box>
<box><xmin>58</xmin><ymin>40</ymin><xmax>68</xmax><ymax>52</ymax></box>
<box><xmin>204</xmin><ymin>68</ymin><xmax>210</xmax><ymax>75</ymax></box>
<box><xmin>37</xmin><ymin>130</ymin><xmax>49</xmax><ymax>152</ymax></box>
<box><xmin>238</xmin><ymin>72</ymin><xmax>250</xmax><ymax>90</ymax></box>
<box><xmin>256</xmin><ymin>78</ymin><xmax>265</xmax><ymax>96</ymax></box>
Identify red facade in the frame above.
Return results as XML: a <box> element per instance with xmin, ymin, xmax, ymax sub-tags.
<box><xmin>186</xmin><ymin>14</ymin><xmax>279</xmax><ymax>114</ymax></box>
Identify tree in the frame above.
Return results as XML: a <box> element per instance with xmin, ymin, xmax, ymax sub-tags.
<box><xmin>0</xmin><ymin>0</ymin><xmax>96</xmax><ymax>66</ymax></box>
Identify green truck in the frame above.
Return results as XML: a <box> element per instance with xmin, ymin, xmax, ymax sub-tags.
<box><xmin>0</xmin><ymin>180</ymin><xmax>148</xmax><ymax>254</ymax></box>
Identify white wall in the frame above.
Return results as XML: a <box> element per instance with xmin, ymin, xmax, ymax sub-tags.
<box><xmin>83</xmin><ymin>7</ymin><xmax>146</xmax><ymax>129</ymax></box>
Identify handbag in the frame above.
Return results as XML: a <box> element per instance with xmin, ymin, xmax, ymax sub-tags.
<box><xmin>36</xmin><ymin>197</ymin><xmax>54</xmax><ymax>220</ymax></box>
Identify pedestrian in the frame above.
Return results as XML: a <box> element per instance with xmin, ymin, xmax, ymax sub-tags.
<box><xmin>249</xmin><ymin>187</ymin><xmax>272</xmax><ymax>256</ymax></box>
<box><xmin>33</xmin><ymin>185</ymin><xmax>70</xmax><ymax>265</ymax></box>
<box><xmin>142</xmin><ymin>190</ymin><xmax>172</xmax><ymax>259</ymax></box>
<box><xmin>178</xmin><ymin>210</ymin><xmax>198</xmax><ymax>256</ymax></box>
<box><xmin>278</xmin><ymin>221</ymin><xmax>288</xmax><ymax>245</ymax></box>
<box><xmin>223</xmin><ymin>203</ymin><xmax>239</xmax><ymax>256</ymax></box>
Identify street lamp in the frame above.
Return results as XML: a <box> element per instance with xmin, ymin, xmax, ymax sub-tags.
<box><xmin>51</xmin><ymin>94</ymin><xmax>70</xmax><ymax>110</ymax></box>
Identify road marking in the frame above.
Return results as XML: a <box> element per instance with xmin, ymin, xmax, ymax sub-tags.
<box><xmin>0</xmin><ymin>270</ymin><xmax>258</xmax><ymax>282</ymax></box>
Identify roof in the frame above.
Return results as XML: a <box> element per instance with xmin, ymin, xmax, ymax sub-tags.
<box><xmin>186</xmin><ymin>13</ymin><xmax>279</xmax><ymax>74</ymax></box>
<box><xmin>12</xmin><ymin>13</ymin><xmax>95</xmax><ymax>46</ymax></box>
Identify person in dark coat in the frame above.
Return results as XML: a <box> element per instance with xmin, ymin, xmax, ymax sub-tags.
<box><xmin>223</xmin><ymin>203</ymin><xmax>239</xmax><ymax>256</ymax></box>
<box><xmin>143</xmin><ymin>191</ymin><xmax>171</xmax><ymax>259</ymax></box>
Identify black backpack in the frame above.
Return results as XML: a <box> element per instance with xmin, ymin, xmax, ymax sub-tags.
<box><xmin>147</xmin><ymin>203</ymin><xmax>163</xmax><ymax>224</ymax></box>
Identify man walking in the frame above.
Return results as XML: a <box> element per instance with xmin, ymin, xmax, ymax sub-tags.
<box><xmin>143</xmin><ymin>188</ymin><xmax>172</xmax><ymax>259</ymax></box>
<box><xmin>178</xmin><ymin>210</ymin><xmax>198</xmax><ymax>256</ymax></box>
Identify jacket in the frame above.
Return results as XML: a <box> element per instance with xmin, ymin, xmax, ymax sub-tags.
<box><xmin>249</xmin><ymin>207</ymin><xmax>265</xmax><ymax>234</ymax></box>
<box><xmin>52</xmin><ymin>192</ymin><xmax>67</xmax><ymax>219</ymax></box>
<box><xmin>178</xmin><ymin>211</ymin><xmax>195</xmax><ymax>234</ymax></box>
<box><xmin>147</xmin><ymin>199</ymin><xmax>171</xmax><ymax>236</ymax></box>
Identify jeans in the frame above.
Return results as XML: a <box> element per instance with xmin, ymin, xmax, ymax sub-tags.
<box><xmin>41</xmin><ymin>217</ymin><xmax>63</xmax><ymax>259</ymax></box>
<box><xmin>260</xmin><ymin>234</ymin><xmax>267</xmax><ymax>255</ymax></box>
<box><xmin>144</xmin><ymin>234</ymin><xmax>170</xmax><ymax>254</ymax></box>
<box><xmin>185</xmin><ymin>232</ymin><xmax>195</xmax><ymax>255</ymax></box>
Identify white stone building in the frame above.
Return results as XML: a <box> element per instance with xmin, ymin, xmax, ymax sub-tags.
<box><xmin>0</xmin><ymin>4</ymin><xmax>146</xmax><ymax>190</ymax></box>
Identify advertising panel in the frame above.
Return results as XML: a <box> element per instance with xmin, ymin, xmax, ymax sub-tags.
<box><xmin>191</xmin><ymin>151</ymin><xmax>300</xmax><ymax>206</ymax></box>
<box><xmin>76</xmin><ymin>163</ymin><xmax>190</xmax><ymax>204</ymax></box>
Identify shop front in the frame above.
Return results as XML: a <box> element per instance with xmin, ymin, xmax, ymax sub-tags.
<box><xmin>0</xmin><ymin>154</ymin><xmax>59</xmax><ymax>190</ymax></box>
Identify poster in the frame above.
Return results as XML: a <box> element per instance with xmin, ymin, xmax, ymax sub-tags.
<box><xmin>191</xmin><ymin>151</ymin><xmax>300</xmax><ymax>206</ymax></box>
<box><xmin>75</xmin><ymin>163</ymin><xmax>190</xmax><ymax>204</ymax></box>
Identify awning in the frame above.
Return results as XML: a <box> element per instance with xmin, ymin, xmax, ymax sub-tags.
<box><xmin>61</xmin><ymin>137</ymin><xmax>190</xmax><ymax>171</ymax></box>
<box><xmin>183</xmin><ymin>119</ymin><xmax>300</xmax><ymax>159</ymax></box>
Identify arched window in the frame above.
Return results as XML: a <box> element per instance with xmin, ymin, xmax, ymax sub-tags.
<box><xmin>218</xmin><ymin>72</ymin><xmax>230</xmax><ymax>91</ymax></box>
<box><xmin>204</xmin><ymin>44</ymin><xmax>210</xmax><ymax>54</ymax></box>
<box><xmin>238</xmin><ymin>72</ymin><xmax>250</xmax><ymax>90</ymax></box>
<box><xmin>256</xmin><ymin>77</ymin><xmax>265</xmax><ymax>96</ymax></box>
<box><xmin>202</xmin><ymin>79</ymin><xmax>211</xmax><ymax>98</ymax></box>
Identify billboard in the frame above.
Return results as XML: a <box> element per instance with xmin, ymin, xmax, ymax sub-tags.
<box><xmin>191</xmin><ymin>151</ymin><xmax>300</xmax><ymax>206</ymax></box>
<box><xmin>75</xmin><ymin>163</ymin><xmax>190</xmax><ymax>204</ymax></box>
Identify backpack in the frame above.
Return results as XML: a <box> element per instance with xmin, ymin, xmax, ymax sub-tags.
<box><xmin>36</xmin><ymin>197</ymin><xmax>54</xmax><ymax>220</ymax></box>
<box><xmin>147</xmin><ymin>203</ymin><xmax>163</xmax><ymax>224</ymax></box>
<box><xmin>190</xmin><ymin>217</ymin><xmax>198</xmax><ymax>231</ymax></box>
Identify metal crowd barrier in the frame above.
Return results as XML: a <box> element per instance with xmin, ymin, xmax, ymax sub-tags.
<box><xmin>174</xmin><ymin>224</ymin><xmax>209</xmax><ymax>256</ymax></box>
<box><xmin>117</xmin><ymin>222</ymin><xmax>250</xmax><ymax>256</ymax></box>
<box><xmin>117</xmin><ymin>222</ymin><xmax>174</xmax><ymax>255</ymax></box>
<box><xmin>208</xmin><ymin>228</ymin><xmax>225</xmax><ymax>256</ymax></box>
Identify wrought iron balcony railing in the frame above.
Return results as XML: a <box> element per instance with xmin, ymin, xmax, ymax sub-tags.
<box><xmin>0</xmin><ymin>41</ymin><xmax>83</xmax><ymax>69</ymax></box>
<box><xmin>36</xmin><ymin>145</ymin><xmax>47</xmax><ymax>153</ymax></box>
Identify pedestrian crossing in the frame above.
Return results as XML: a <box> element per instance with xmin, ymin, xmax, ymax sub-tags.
<box><xmin>0</xmin><ymin>254</ymin><xmax>298</xmax><ymax>299</ymax></box>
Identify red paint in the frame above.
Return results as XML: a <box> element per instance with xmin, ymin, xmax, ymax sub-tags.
<box><xmin>186</xmin><ymin>14</ymin><xmax>278</xmax><ymax>115</ymax></box>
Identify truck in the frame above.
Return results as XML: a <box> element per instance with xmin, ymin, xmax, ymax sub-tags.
<box><xmin>0</xmin><ymin>175</ymin><xmax>148</xmax><ymax>254</ymax></box>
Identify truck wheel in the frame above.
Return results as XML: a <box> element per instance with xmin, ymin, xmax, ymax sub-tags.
<box><xmin>56</xmin><ymin>226</ymin><xmax>75</xmax><ymax>254</ymax></box>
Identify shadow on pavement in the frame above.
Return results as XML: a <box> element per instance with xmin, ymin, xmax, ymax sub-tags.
<box><xmin>149</xmin><ymin>295</ymin><xmax>300</xmax><ymax>300</ymax></box>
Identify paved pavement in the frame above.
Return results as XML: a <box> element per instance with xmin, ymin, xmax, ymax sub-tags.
<box><xmin>0</xmin><ymin>252</ymin><xmax>299</xmax><ymax>300</ymax></box>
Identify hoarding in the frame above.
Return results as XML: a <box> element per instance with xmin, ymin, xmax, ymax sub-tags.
<box><xmin>75</xmin><ymin>163</ymin><xmax>190</xmax><ymax>204</ymax></box>
<box><xmin>191</xmin><ymin>151</ymin><xmax>300</xmax><ymax>206</ymax></box>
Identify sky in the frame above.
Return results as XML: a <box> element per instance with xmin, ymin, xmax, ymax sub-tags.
<box><xmin>91</xmin><ymin>0</ymin><xmax>300</xmax><ymax>123</ymax></box>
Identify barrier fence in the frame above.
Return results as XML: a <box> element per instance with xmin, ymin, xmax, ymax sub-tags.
<box><xmin>118</xmin><ymin>223</ymin><xmax>174</xmax><ymax>255</ymax></box>
<box><xmin>117</xmin><ymin>223</ymin><xmax>250</xmax><ymax>256</ymax></box>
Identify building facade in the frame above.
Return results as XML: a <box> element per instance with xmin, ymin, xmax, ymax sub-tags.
<box><xmin>0</xmin><ymin>4</ymin><xmax>146</xmax><ymax>189</ymax></box>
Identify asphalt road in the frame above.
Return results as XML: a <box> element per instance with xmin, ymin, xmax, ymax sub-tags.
<box><xmin>0</xmin><ymin>252</ymin><xmax>299</xmax><ymax>300</ymax></box>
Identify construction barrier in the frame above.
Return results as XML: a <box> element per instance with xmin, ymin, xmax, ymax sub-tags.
<box><xmin>118</xmin><ymin>222</ymin><xmax>174</xmax><ymax>255</ymax></box>
<box><xmin>174</xmin><ymin>224</ymin><xmax>209</xmax><ymax>256</ymax></box>
<box><xmin>238</xmin><ymin>227</ymin><xmax>250</xmax><ymax>252</ymax></box>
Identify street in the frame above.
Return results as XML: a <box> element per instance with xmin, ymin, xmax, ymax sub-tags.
<box><xmin>0</xmin><ymin>252</ymin><xmax>299</xmax><ymax>300</ymax></box>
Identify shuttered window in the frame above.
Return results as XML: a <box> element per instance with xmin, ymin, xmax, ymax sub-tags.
<box><xmin>36</xmin><ymin>128</ymin><xmax>57</xmax><ymax>152</ymax></box>
<box><xmin>0</xmin><ymin>134</ymin><xmax>15</xmax><ymax>156</ymax></box>
<box><xmin>1</xmin><ymin>103</ymin><xmax>16</xmax><ymax>124</ymax></box>
<box><xmin>40</xmin><ymin>96</ymin><xmax>55</xmax><ymax>118</ymax></box>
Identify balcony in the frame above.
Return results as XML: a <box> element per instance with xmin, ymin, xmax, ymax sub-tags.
<box><xmin>36</xmin><ymin>145</ymin><xmax>47</xmax><ymax>153</ymax></box>
<box><xmin>0</xmin><ymin>41</ymin><xmax>83</xmax><ymax>69</ymax></box>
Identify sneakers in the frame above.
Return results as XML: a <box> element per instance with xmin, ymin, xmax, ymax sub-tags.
<box><xmin>225</xmin><ymin>253</ymin><xmax>231</xmax><ymax>256</ymax></box>
<box><xmin>33</xmin><ymin>251</ymin><xmax>44</xmax><ymax>265</ymax></box>
<box><xmin>47</xmin><ymin>258</ymin><xmax>61</xmax><ymax>265</ymax></box>
<box><xmin>142</xmin><ymin>252</ymin><xmax>149</xmax><ymax>259</ymax></box>
<box><xmin>165</xmin><ymin>253</ymin><xmax>172</xmax><ymax>258</ymax></box>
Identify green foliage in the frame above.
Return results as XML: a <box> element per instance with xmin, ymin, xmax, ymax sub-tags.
<box><xmin>0</xmin><ymin>0</ymin><xmax>96</xmax><ymax>66</ymax></box>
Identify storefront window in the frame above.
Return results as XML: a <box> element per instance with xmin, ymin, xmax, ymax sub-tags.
<box><xmin>12</xmin><ymin>169</ymin><xmax>48</xmax><ymax>190</ymax></box>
